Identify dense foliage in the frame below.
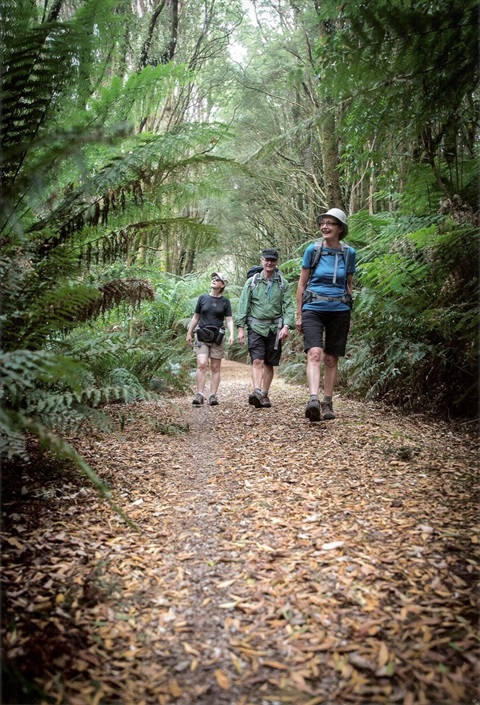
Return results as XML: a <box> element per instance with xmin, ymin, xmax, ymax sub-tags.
<box><xmin>0</xmin><ymin>0</ymin><xmax>236</xmax><ymax>468</ymax></box>
<box><xmin>212</xmin><ymin>0</ymin><xmax>478</xmax><ymax>417</ymax></box>
<box><xmin>346</xmin><ymin>211</ymin><xmax>479</xmax><ymax>417</ymax></box>
<box><xmin>1</xmin><ymin>0</ymin><xmax>478</xmax><ymax>477</ymax></box>
<box><xmin>1</xmin><ymin>4</ymin><xmax>477</xmax><ymax>702</ymax></box>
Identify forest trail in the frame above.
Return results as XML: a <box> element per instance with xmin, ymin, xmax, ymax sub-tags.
<box><xmin>2</xmin><ymin>361</ymin><xmax>479</xmax><ymax>705</ymax></box>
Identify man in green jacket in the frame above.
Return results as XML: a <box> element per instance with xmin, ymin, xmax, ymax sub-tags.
<box><xmin>236</xmin><ymin>249</ymin><xmax>296</xmax><ymax>408</ymax></box>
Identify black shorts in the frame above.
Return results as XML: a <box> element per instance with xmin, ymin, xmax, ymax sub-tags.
<box><xmin>247</xmin><ymin>329</ymin><xmax>282</xmax><ymax>367</ymax></box>
<box><xmin>302</xmin><ymin>309</ymin><xmax>351</xmax><ymax>356</ymax></box>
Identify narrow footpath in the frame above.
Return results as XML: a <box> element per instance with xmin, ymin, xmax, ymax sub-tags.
<box><xmin>2</xmin><ymin>361</ymin><xmax>478</xmax><ymax>705</ymax></box>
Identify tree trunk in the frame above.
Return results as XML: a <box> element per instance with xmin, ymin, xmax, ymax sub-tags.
<box><xmin>138</xmin><ymin>0</ymin><xmax>167</xmax><ymax>70</ymax></box>
<box><xmin>319</xmin><ymin>106</ymin><xmax>344</xmax><ymax>210</ymax></box>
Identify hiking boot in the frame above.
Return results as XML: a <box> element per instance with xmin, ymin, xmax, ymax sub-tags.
<box><xmin>208</xmin><ymin>394</ymin><xmax>219</xmax><ymax>406</ymax></box>
<box><xmin>192</xmin><ymin>393</ymin><xmax>204</xmax><ymax>405</ymax></box>
<box><xmin>261</xmin><ymin>394</ymin><xmax>272</xmax><ymax>408</ymax></box>
<box><xmin>248</xmin><ymin>390</ymin><xmax>263</xmax><ymax>408</ymax></box>
<box><xmin>305</xmin><ymin>398</ymin><xmax>321</xmax><ymax>422</ymax></box>
<box><xmin>321</xmin><ymin>400</ymin><xmax>335</xmax><ymax>420</ymax></box>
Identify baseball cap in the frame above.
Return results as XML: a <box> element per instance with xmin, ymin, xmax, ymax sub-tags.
<box><xmin>211</xmin><ymin>272</ymin><xmax>228</xmax><ymax>285</ymax></box>
<box><xmin>261</xmin><ymin>248</ymin><xmax>279</xmax><ymax>260</ymax></box>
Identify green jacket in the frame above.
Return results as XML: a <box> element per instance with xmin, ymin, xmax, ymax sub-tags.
<box><xmin>235</xmin><ymin>272</ymin><xmax>296</xmax><ymax>336</ymax></box>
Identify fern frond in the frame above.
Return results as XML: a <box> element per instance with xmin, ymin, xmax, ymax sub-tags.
<box><xmin>75</xmin><ymin>219</ymin><xmax>219</xmax><ymax>268</ymax></box>
<box><xmin>1</xmin><ymin>20</ymin><xmax>81</xmax><ymax>183</ymax></box>
<box><xmin>80</xmin><ymin>278</ymin><xmax>155</xmax><ymax>319</ymax></box>
<box><xmin>1</xmin><ymin>407</ymin><xmax>137</xmax><ymax>528</ymax></box>
<box><xmin>81</xmin><ymin>383</ymin><xmax>157</xmax><ymax>407</ymax></box>
<box><xmin>31</xmin><ymin>131</ymin><xmax>232</xmax><ymax>247</ymax></box>
<box><xmin>0</xmin><ymin>350</ymin><xmax>83</xmax><ymax>402</ymax></box>
<box><xmin>1</xmin><ymin>283</ymin><xmax>101</xmax><ymax>350</ymax></box>
<box><xmin>0</xmin><ymin>408</ymin><xmax>28</xmax><ymax>460</ymax></box>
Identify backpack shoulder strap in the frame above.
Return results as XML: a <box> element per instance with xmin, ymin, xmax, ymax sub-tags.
<box><xmin>250</xmin><ymin>270</ymin><xmax>285</xmax><ymax>291</ymax></box>
<box><xmin>308</xmin><ymin>240</ymin><xmax>352</xmax><ymax>287</ymax></box>
<box><xmin>340</xmin><ymin>242</ymin><xmax>351</xmax><ymax>274</ymax></box>
<box><xmin>308</xmin><ymin>240</ymin><xmax>323</xmax><ymax>281</ymax></box>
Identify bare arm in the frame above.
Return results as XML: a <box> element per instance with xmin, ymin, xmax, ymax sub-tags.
<box><xmin>186</xmin><ymin>312</ymin><xmax>200</xmax><ymax>344</ymax></box>
<box><xmin>225</xmin><ymin>315</ymin><xmax>234</xmax><ymax>343</ymax></box>
<box><xmin>296</xmin><ymin>268</ymin><xmax>310</xmax><ymax>331</ymax></box>
<box><xmin>346</xmin><ymin>274</ymin><xmax>353</xmax><ymax>296</ymax></box>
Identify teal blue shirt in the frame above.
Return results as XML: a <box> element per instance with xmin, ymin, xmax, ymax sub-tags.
<box><xmin>302</xmin><ymin>243</ymin><xmax>356</xmax><ymax>312</ymax></box>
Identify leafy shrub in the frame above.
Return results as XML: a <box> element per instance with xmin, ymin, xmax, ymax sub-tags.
<box><xmin>0</xmin><ymin>2</ymin><xmax>228</xmax><ymax>475</ymax></box>
<box><xmin>347</xmin><ymin>212</ymin><xmax>479</xmax><ymax>417</ymax></box>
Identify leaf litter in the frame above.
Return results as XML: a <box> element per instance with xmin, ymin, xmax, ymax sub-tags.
<box><xmin>2</xmin><ymin>361</ymin><xmax>479</xmax><ymax>705</ymax></box>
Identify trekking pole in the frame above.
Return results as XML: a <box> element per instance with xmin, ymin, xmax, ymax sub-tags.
<box><xmin>274</xmin><ymin>317</ymin><xmax>283</xmax><ymax>350</ymax></box>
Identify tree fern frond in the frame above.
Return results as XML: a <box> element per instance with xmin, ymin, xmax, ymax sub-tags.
<box><xmin>1</xmin><ymin>283</ymin><xmax>101</xmax><ymax>350</ymax></box>
<box><xmin>1</xmin><ymin>274</ymin><xmax>156</xmax><ymax>349</ymax></box>
<box><xmin>80</xmin><ymin>278</ymin><xmax>155</xmax><ymax>319</ymax></box>
<box><xmin>242</xmin><ymin>114</ymin><xmax>321</xmax><ymax>166</ymax></box>
<box><xmin>28</xmin><ymin>132</ymin><xmax>232</xmax><ymax>249</ymax></box>
<box><xmin>76</xmin><ymin>219</ymin><xmax>219</xmax><ymax>267</ymax></box>
<box><xmin>1</xmin><ymin>21</ymin><xmax>81</xmax><ymax>173</ymax></box>
<box><xmin>1</xmin><ymin>406</ymin><xmax>137</xmax><ymax>527</ymax></box>
<box><xmin>89</xmin><ymin>62</ymin><xmax>193</xmax><ymax>127</ymax></box>
<box><xmin>0</xmin><ymin>350</ymin><xmax>84</xmax><ymax>401</ymax></box>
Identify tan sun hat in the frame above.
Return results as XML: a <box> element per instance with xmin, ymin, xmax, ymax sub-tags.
<box><xmin>316</xmin><ymin>208</ymin><xmax>348</xmax><ymax>237</ymax></box>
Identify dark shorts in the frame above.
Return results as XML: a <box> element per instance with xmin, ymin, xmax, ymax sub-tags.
<box><xmin>247</xmin><ymin>329</ymin><xmax>282</xmax><ymax>367</ymax></box>
<box><xmin>302</xmin><ymin>309</ymin><xmax>351</xmax><ymax>357</ymax></box>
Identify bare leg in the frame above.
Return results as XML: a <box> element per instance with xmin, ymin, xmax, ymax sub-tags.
<box><xmin>195</xmin><ymin>353</ymin><xmax>209</xmax><ymax>394</ymax></box>
<box><xmin>323</xmin><ymin>354</ymin><xmax>339</xmax><ymax>396</ymax></box>
<box><xmin>251</xmin><ymin>358</ymin><xmax>264</xmax><ymax>390</ymax></box>
<box><xmin>262</xmin><ymin>364</ymin><xmax>274</xmax><ymax>393</ymax></box>
<box><xmin>209</xmin><ymin>358</ymin><xmax>221</xmax><ymax>395</ymax></box>
<box><xmin>306</xmin><ymin>347</ymin><xmax>323</xmax><ymax>395</ymax></box>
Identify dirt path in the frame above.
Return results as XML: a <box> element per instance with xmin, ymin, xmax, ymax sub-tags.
<box><xmin>2</xmin><ymin>362</ymin><xmax>479</xmax><ymax>705</ymax></box>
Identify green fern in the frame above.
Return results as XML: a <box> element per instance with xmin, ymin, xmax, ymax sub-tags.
<box><xmin>348</xmin><ymin>212</ymin><xmax>479</xmax><ymax>416</ymax></box>
<box><xmin>1</xmin><ymin>407</ymin><xmax>137</xmax><ymax>527</ymax></box>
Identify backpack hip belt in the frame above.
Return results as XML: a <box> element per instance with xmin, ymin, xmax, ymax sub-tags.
<box><xmin>303</xmin><ymin>290</ymin><xmax>353</xmax><ymax>306</ymax></box>
<box><xmin>248</xmin><ymin>316</ymin><xmax>282</xmax><ymax>326</ymax></box>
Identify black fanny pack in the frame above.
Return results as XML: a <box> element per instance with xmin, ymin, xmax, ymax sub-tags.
<box><xmin>196</xmin><ymin>325</ymin><xmax>225</xmax><ymax>344</ymax></box>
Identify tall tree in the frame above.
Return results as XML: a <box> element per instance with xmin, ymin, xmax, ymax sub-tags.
<box><xmin>209</xmin><ymin>0</ymin><xmax>335</xmax><ymax>272</ymax></box>
<box><xmin>314</xmin><ymin>0</ymin><xmax>479</xmax><ymax>211</ymax></box>
<box><xmin>0</xmin><ymin>0</ymin><xmax>235</xmax><ymax>461</ymax></box>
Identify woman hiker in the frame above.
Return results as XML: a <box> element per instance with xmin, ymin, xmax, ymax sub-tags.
<box><xmin>186</xmin><ymin>272</ymin><xmax>235</xmax><ymax>406</ymax></box>
<box><xmin>296</xmin><ymin>208</ymin><xmax>356</xmax><ymax>421</ymax></box>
